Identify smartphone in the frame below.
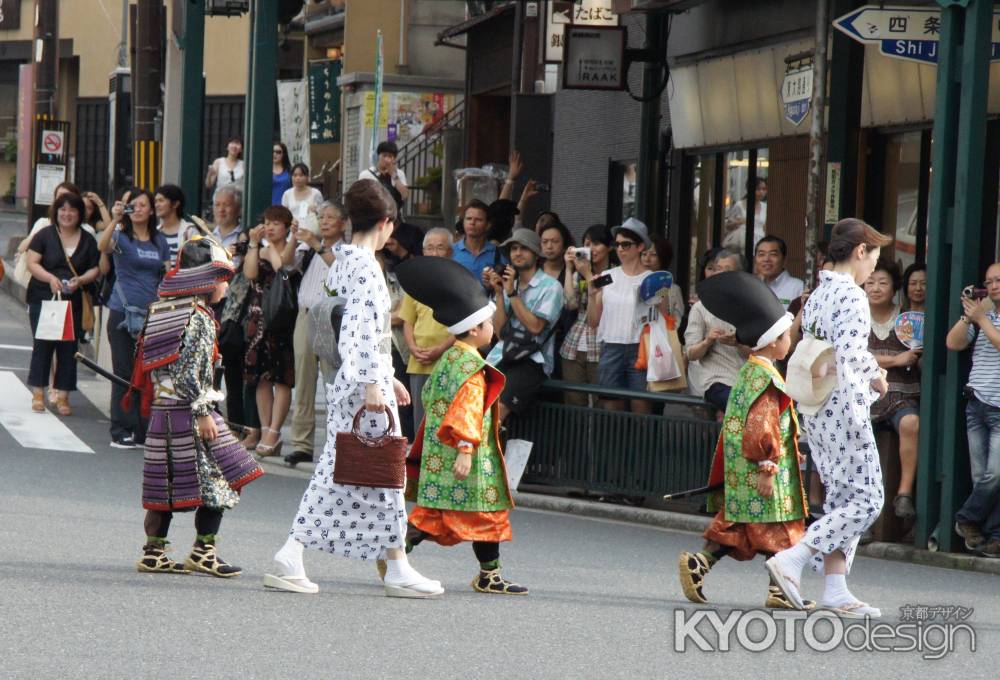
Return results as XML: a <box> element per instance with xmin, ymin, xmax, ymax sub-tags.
<box><xmin>123</xmin><ymin>204</ymin><xmax>135</xmax><ymax>215</ymax></box>
<box><xmin>963</xmin><ymin>285</ymin><xmax>989</xmax><ymax>300</ymax></box>
<box><xmin>592</xmin><ymin>273</ymin><xmax>613</xmax><ymax>289</ymax></box>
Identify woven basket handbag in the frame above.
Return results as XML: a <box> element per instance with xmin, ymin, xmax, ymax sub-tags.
<box><xmin>333</xmin><ymin>408</ymin><xmax>408</xmax><ymax>489</ymax></box>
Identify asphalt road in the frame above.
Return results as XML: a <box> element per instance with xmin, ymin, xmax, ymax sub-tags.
<box><xmin>0</xmin><ymin>290</ymin><xmax>998</xmax><ymax>679</ymax></box>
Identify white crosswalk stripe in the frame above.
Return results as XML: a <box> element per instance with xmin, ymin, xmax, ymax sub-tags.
<box><xmin>0</xmin><ymin>371</ymin><xmax>94</xmax><ymax>453</ymax></box>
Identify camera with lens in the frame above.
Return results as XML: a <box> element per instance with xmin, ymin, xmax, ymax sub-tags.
<box><xmin>574</xmin><ymin>246</ymin><xmax>591</xmax><ymax>260</ymax></box>
<box><xmin>963</xmin><ymin>285</ymin><xmax>989</xmax><ymax>300</ymax></box>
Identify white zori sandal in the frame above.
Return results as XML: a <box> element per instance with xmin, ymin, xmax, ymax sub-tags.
<box><xmin>263</xmin><ymin>538</ymin><xmax>319</xmax><ymax>594</ymax></box>
<box><xmin>765</xmin><ymin>557</ymin><xmax>805</xmax><ymax>610</ymax></box>
<box><xmin>383</xmin><ymin>573</ymin><xmax>444</xmax><ymax>599</ymax></box>
<box><xmin>824</xmin><ymin>601</ymin><xmax>882</xmax><ymax>619</ymax></box>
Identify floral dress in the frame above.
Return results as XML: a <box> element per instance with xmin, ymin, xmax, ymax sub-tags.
<box><xmin>799</xmin><ymin>270</ymin><xmax>885</xmax><ymax>573</ymax></box>
<box><xmin>288</xmin><ymin>244</ymin><xmax>407</xmax><ymax>560</ymax></box>
<box><xmin>244</xmin><ymin>258</ymin><xmax>298</xmax><ymax>387</ymax></box>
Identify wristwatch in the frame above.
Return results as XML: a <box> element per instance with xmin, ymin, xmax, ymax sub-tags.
<box><xmin>960</xmin><ymin>315</ymin><xmax>970</xmax><ymax>324</ymax></box>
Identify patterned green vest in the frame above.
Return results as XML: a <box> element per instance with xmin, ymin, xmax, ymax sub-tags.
<box><xmin>416</xmin><ymin>344</ymin><xmax>513</xmax><ymax>512</ymax></box>
<box><xmin>716</xmin><ymin>358</ymin><xmax>806</xmax><ymax>524</ymax></box>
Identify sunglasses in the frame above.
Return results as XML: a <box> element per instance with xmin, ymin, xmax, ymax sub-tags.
<box><xmin>615</xmin><ymin>240</ymin><xmax>638</xmax><ymax>250</ymax></box>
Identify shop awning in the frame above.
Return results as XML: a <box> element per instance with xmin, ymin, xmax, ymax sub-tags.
<box><xmin>436</xmin><ymin>3</ymin><xmax>515</xmax><ymax>45</ymax></box>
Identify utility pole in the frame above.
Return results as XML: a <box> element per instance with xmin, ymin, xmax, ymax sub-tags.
<box><xmin>634</xmin><ymin>12</ymin><xmax>668</xmax><ymax>234</ymax></box>
<box><xmin>133</xmin><ymin>0</ymin><xmax>164</xmax><ymax>192</ymax></box>
<box><xmin>27</xmin><ymin>0</ymin><xmax>59</xmax><ymax>226</ymax></box>
<box><xmin>803</xmin><ymin>0</ymin><xmax>829</xmax><ymax>289</ymax></box>
<box><xmin>177</xmin><ymin>0</ymin><xmax>206</xmax><ymax>216</ymax></box>
<box><xmin>243</xmin><ymin>0</ymin><xmax>279</xmax><ymax>224</ymax></box>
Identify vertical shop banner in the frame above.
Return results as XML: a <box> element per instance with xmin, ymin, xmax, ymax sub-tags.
<box><xmin>277</xmin><ymin>80</ymin><xmax>310</xmax><ymax>165</ymax></box>
<box><xmin>546</xmin><ymin>0</ymin><xmax>619</xmax><ymax>63</ymax></box>
<box><xmin>308</xmin><ymin>60</ymin><xmax>342</xmax><ymax>144</ymax></box>
<box><xmin>0</xmin><ymin>0</ymin><xmax>22</xmax><ymax>30</ymax></box>
<box><xmin>781</xmin><ymin>64</ymin><xmax>813</xmax><ymax>126</ymax></box>
<box><xmin>370</xmin><ymin>30</ymin><xmax>384</xmax><ymax>165</ymax></box>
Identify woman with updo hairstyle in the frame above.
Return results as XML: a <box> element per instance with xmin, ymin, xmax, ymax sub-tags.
<box><xmin>768</xmin><ymin>218</ymin><xmax>894</xmax><ymax>618</ymax></box>
<box><xmin>265</xmin><ymin>179</ymin><xmax>444</xmax><ymax>599</ymax></box>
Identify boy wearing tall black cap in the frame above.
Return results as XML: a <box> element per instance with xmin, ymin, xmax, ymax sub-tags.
<box><xmin>395</xmin><ymin>257</ymin><xmax>528</xmax><ymax>595</ymax></box>
<box><xmin>677</xmin><ymin>271</ymin><xmax>812</xmax><ymax>609</ymax></box>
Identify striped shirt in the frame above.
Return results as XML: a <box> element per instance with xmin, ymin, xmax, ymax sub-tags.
<box><xmin>966</xmin><ymin>311</ymin><xmax>1000</xmax><ymax>408</ymax></box>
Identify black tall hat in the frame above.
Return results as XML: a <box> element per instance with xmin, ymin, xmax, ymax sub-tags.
<box><xmin>696</xmin><ymin>271</ymin><xmax>793</xmax><ymax>349</ymax></box>
<box><xmin>395</xmin><ymin>257</ymin><xmax>496</xmax><ymax>335</ymax></box>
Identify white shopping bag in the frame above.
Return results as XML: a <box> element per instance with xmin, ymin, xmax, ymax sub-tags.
<box><xmin>35</xmin><ymin>295</ymin><xmax>74</xmax><ymax>341</ymax></box>
<box><xmin>646</xmin><ymin>318</ymin><xmax>682</xmax><ymax>382</ymax></box>
<box><xmin>504</xmin><ymin>439</ymin><xmax>533</xmax><ymax>491</ymax></box>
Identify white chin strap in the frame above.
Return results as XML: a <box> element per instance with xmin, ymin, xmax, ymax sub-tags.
<box><xmin>753</xmin><ymin>312</ymin><xmax>794</xmax><ymax>350</ymax></box>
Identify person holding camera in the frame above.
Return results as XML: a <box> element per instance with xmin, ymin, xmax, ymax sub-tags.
<box><xmin>98</xmin><ymin>188</ymin><xmax>172</xmax><ymax>449</ymax></box>
<box><xmin>485</xmin><ymin>229</ymin><xmax>564</xmax><ymax>422</ymax></box>
<box><xmin>945</xmin><ymin>262</ymin><xmax>1000</xmax><ymax>557</ymax></box>
<box><xmin>359</xmin><ymin>141</ymin><xmax>409</xmax><ymax>212</ymax></box>
<box><xmin>559</xmin><ymin>225</ymin><xmax>616</xmax><ymax>406</ymax></box>
<box><xmin>588</xmin><ymin>217</ymin><xmax>654</xmax><ymax>414</ymax></box>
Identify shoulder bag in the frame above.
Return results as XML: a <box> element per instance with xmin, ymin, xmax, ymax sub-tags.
<box><xmin>262</xmin><ymin>269</ymin><xmax>298</xmax><ymax>334</ymax></box>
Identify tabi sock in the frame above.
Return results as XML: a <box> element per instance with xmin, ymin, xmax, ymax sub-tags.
<box><xmin>384</xmin><ymin>554</ymin><xmax>435</xmax><ymax>586</ymax></box>
<box><xmin>273</xmin><ymin>536</ymin><xmax>306</xmax><ymax>579</ymax></box>
<box><xmin>821</xmin><ymin>574</ymin><xmax>854</xmax><ymax>607</ymax></box>
<box><xmin>774</xmin><ymin>541</ymin><xmax>813</xmax><ymax>579</ymax></box>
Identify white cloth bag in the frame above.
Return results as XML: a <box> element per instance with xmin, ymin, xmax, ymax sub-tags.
<box><xmin>504</xmin><ymin>439</ymin><xmax>533</xmax><ymax>492</ymax></box>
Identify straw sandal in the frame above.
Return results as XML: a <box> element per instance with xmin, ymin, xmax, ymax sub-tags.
<box><xmin>471</xmin><ymin>568</ymin><xmax>528</xmax><ymax>595</ymax></box>
<box><xmin>678</xmin><ymin>551</ymin><xmax>711</xmax><ymax>604</ymax></box>
<box><xmin>136</xmin><ymin>543</ymin><xmax>190</xmax><ymax>575</ymax></box>
<box><xmin>184</xmin><ymin>543</ymin><xmax>242</xmax><ymax>578</ymax></box>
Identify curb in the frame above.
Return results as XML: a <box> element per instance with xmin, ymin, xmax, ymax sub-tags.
<box><xmin>512</xmin><ymin>491</ymin><xmax>1000</xmax><ymax>577</ymax></box>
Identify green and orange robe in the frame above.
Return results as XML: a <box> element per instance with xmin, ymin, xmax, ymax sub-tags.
<box><xmin>407</xmin><ymin>341</ymin><xmax>514</xmax><ymax>545</ymax></box>
<box><xmin>703</xmin><ymin>356</ymin><xmax>808</xmax><ymax>560</ymax></box>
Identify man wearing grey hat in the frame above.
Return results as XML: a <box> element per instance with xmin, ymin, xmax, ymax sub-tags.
<box><xmin>484</xmin><ymin>228</ymin><xmax>564</xmax><ymax>422</ymax></box>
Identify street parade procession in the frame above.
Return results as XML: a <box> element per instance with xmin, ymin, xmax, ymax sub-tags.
<box><xmin>2</xmin><ymin>1</ymin><xmax>998</xmax><ymax>677</ymax></box>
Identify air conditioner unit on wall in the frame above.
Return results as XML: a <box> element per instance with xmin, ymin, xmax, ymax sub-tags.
<box><xmin>205</xmin><ymin>0</ymin><xmax>250</xmax><ymax>17</ymax></box>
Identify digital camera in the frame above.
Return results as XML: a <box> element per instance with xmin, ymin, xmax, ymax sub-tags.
<box><xmin>574</xmin><ymin>247</ymin><xmax>591</xmax><ymax>260</ymax></box>
<box><xmin>963</xmin><ymin>285</ymin><xmax>989</xmax><ymax>300</ymax></box>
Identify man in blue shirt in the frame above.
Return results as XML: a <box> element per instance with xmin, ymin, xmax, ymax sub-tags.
<box><xmin>453</xmin><ymin>199</ymin><xmax>505</xmax><ymax>288</ymax></box>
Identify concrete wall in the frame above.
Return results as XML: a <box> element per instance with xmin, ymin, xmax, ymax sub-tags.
<box><xmin>549</xmin><ymin>14</ymin><xmax>670</xmax><ymax>239</ymax></box>
<box><xmin>405</xmin><ymin>0</ymin><xmax>466</xmax><ymax>79</ymax></box>
<box><xmin>344</xmin><ymin>0</ymin><xmax>402</xmax><ymax>75</ymax></box>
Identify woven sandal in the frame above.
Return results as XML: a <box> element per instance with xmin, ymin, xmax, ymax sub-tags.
<box><xmin>136</xmin><ymin>544</ymin><xmax>190</xmax><ymax>575</ymax></box>
<box><xmin>471</xmin><ymin>568</ymin><xmax>529</xmax><ymax>595</ymax></box>
<box><xmin>184</xmin><ymin>543</ymin><xmax>242</xmax><ymax>578</ymax></box>
<box><xmin>678</xmin><ymin>551</ymin><xmax>711</xmax><ymax>604</ymax></box>
<box><xmin>765</xmin><ymin>585</ymin><xmax>816</xmax><ymax>610</ymax></box>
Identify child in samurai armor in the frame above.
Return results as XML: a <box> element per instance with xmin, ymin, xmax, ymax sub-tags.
<box><xmin>132</xmin><ymin>237</ymin><xmax>264</xmax><ymax>577</ymax></box>
<box><xmin>677</xmin><ymin>270</ymin><xmax>812</xmax><ymax>609</ymax></box>
<box><xmin>394</xmin><ymin>257</ymin><xmax>528</xmax><ymax>595</ymax></box>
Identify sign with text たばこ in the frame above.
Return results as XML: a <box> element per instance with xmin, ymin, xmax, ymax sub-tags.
<box><xmin>834</xmin><ymin>4</ymin><xmax>1000</xmax><ymax>65</ymax></box>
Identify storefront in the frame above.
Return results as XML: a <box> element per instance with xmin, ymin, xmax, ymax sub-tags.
<box><xmin>666</xmin><ymin>7</ymin><xmax>1000</xmax><ymax>295</ymax></box>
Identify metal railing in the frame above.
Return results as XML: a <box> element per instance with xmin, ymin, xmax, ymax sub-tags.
<box><xmin>507</xmin><ymin>380</ymin><xmax>721</xmax><ymax>501</ymax></box>
<box><xmin>397</xmin><ymin>99</ymin><xmax>466</xmax><ymax>219</ymax></box>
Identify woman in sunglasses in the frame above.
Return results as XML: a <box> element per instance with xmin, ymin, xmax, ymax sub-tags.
<box><xmin>271</xmin><ymin>142</ymin><xmax>292</xmax><ymax>206</ymax></box>
<box><xmin>205</xmin><ymin>137</ymin><xmax>245</xmax><ymax>194</ymax></box>
<box><xmin>587</xmin><ymin>217</ymin><xmax>654</xmax><ymax>414</ymax></box>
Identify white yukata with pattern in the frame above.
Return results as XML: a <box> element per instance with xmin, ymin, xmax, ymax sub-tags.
<box><xmin>800</xmin><ymin>270</ymin><xmax>885</xmax><ymax>573</ymax></box>
<box><xmin>289</xmin><ymin>244</ymin><xmax>407</xmax><ymax>561</ymax></box>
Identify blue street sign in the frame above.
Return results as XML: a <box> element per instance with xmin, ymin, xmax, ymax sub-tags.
<box><xmin>834</xmin><ymin>4</ymin><xmax>1000</xmax><ymax>65</ymax></box>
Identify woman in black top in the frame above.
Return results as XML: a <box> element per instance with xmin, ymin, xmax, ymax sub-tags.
<box><xmin>25</xmin><ymin>192</ymin><xmax>100</xmax><ymax>415</ymax></box>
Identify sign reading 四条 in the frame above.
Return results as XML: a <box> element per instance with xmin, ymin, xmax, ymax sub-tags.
<box><xmin>834</xmin><ymin>4</ymin><xmax>1000</xmax><ymax>65</ymax></box>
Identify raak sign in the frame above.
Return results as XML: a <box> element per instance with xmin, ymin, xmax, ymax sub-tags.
<box><xmin>834</xmin><ymin>4</ymin><xmax>1000</xmax><ymax>65</ymax></box>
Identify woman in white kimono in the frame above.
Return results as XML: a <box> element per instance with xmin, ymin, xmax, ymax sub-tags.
<box><xmin>263</xmin><ymin>179</ymin><xmax>443</xmax><ymax>598</ymax></box>
<box><xmin>767</xmin><ymin>219</ymin><xmax>892</xmax><ymax>618</ymax></box>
